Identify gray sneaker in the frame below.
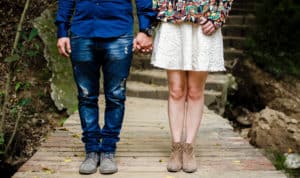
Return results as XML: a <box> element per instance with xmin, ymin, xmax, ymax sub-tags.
<box><xmin>79</xmin><ymin>152</ymin><xmax>100</xmax><ymax>174</ymax></box>
<box><xmin>99</xmin><ymin>152</ymin><xmax>118</xmax><ymax>174</ymax></box>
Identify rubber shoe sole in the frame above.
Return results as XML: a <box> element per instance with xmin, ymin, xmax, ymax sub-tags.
<box><xmin>99</xmin><ymin>168</ymin><xmax>118</xmax><ymax>174</ymax></box>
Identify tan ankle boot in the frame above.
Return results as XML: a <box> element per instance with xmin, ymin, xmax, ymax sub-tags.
<box><xmin>167</xmin><ymin>142</ymin><xmax>183</xmax><ymax>172</ymax></box>
<box><xmin>182</xmin><ymin>143</ymin><xmax>197</xmax><ymax>173</ymax></box>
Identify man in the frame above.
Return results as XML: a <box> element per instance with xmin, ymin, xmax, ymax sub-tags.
<box><xmin>55</xmin><ymin>0</ymin><xmax>156</xmax><ymax>174</ymax></box>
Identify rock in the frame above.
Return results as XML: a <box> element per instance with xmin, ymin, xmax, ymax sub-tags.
<box><xmin>249</xmin><ymin>107</ymin><xmax>300</xmax><ymax>153</ymax></box>
<box><xmin>239</xmin><ymin>128</ymin><xmax>250</xmax><ymax>139</ymax></box>
<box><xmin>268</xmin><ymin>98</ymin><xmax>300</xmax><ymax>115</ymax></box>
<box><xmin>33</xmin><ymin>8</ymin><xmax>77</xmax><ymax>115</ymax></box>
<box><xmin>236</xmin><ymin>115</ymin><xmax>252</xmax><ymax>126</ymax></box>
<box><xmin>284</xmin><ymin>153</ymin><xmax>300</xmax><ymax>169</ymax></box>
<box><xmin>232</xmin><ymin>107</ymin><xmax>253</xmax><ymax>126</ymax></box>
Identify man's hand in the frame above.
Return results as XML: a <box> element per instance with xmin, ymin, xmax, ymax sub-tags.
<box><xmin>199</xmin><ymin>17</ymin><xmax>217</xmax><ymax>36</ymax></box>
<box><xmin>57</xmin><ymin>37</ymin><xmax>71</xmax><ymax>58</ymax></box>
<box><xmin>133</xmin><ymin>32</ymin><xmax>153</xmax><ymax>53</ymax></box>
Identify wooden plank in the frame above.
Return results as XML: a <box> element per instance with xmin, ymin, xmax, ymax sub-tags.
<box><xmin>18</xmin><ymin>158</ymin><xmax>276</xmax><ymax>173</ymax></box>
<box><xmin>13</xmin><ymin>97</ymin><xmax>286</xmax><ymax>178</ymax></box>
<box><xmin>14</xmin><ymin>171</ymin><xmax>286</xmax><ymax>178</ymax></box>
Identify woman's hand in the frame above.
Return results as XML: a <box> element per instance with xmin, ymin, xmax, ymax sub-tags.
<box><xmin>133</xmin><ymin>32</ymin><xmax>153</xmax><ymax>53</ymax></box>
<box><xmin>199</xmin><ymin>17</ymin><xmax>217</xmax><ymax>36</ymax></box>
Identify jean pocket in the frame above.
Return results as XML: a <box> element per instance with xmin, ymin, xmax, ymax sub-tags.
<box><xmin>119</xmin><ymin>32</ymin><xmax>134</xmax><ymax>40</ymax></box>
<box><xmin>71</xmin><ymin>33</ymin><xmax>81</xmax><ymax>39</ymax></box>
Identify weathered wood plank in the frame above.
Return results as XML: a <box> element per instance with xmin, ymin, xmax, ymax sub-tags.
<box><xmin>13</xmin><ymin>97</ymin><xmax>286</xmax><ymax>178</ymax></box>
<box><xmin>14</xmin><ymin>170</ymin><xmax>286</xmax><ymax>178</ymax></box>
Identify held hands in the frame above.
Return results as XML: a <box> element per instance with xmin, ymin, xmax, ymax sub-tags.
<box><xmin>199</xmin><ymin>17</ymin><xmax>217</xmax><ymax>36</ymax></box>
<box><xmin>133</xmin><ymin>32</ymin><xmax>153</xmax><ymax>53</ymax></box>
<box><xmin>57</xmin><ymin>37</ymin><xmax>71</xmax><ymax>58</ymax></box>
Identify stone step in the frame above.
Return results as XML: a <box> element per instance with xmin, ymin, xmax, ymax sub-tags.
<box><xmin>125</xmin><ymin>81</ymin><xmax>225</xmax><ymax>114</ymax></box>
<box><xmin>226</xmin><ymin>15</ymin><xmax>255</xmax><ymax>25</ymax></box>
<box><xmin>222</xmin><ymin>24</ymin><xmax>250</xmax><ymax>37</ymax></box>
<box><xmin>128</xmin><ymin>69</ymin><xmax>230</xmax><ymax>93</ymax></box>
<box><xmin>232</xmin><ymin>1</ymin><xmax>256</xmax><ymax>9</ymax></box>
<box><xmin>132</xmin><ymin>54</ymin><xmax>154</xmax><ymax>69</ymax></box>
<box><xmin>230</xmin><ymin>8</ymin><xmax>255</xmax><ymax>15</ymax></box>
<box><xmin>223</xmin><ymin>36</ymin><xmax>246</xmax><ymax>50</ymax></box>
<box><xmin>224</xmin><ymin>48</ymin><xmax>245</xmax><ymax>60</ymax></box>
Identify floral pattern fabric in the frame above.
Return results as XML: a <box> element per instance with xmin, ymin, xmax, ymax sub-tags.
<box><xmin>152</xmin><ymin>0</ymin><xmax>234</xmax><ymax>28</ymax></box>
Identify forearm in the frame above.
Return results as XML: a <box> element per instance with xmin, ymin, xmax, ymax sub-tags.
<box><xmin>205</xmin><ymin>0</ymin><xmax>234</xmax><ymax>29</ymax></box>
<box><xmin>135</xmin><ymin>0</ymin><xmax>157</xmax><ymax>30</ymax></box>
<box><xmin>55</xmin><ymin>0</ymin><xmax>75</xmax><ymax>38</ymax></box>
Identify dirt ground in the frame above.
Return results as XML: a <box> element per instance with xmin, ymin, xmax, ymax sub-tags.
<box><xmin>0</xmin><ymin>1</ymin><xmax>67</xmax><ymax>177</ymax></box>
<box><xmin>226</xmin><ymin>59</ymin><xmax>300</xmax><ymax>145</ymax></box>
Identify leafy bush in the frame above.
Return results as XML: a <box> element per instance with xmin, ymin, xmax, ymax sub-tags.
<box><xmin>246</xmin><ymin>0</ymin><xmax>300</xmax><ymax>78</ymax></box>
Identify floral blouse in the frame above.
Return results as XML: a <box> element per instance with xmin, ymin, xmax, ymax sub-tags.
<box><xmin>152</xmin><ymin>0</ymin><xmax>234</xmax><ymax>29</ymax></box>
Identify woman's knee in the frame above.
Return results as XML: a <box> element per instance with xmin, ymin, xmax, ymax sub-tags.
<box><xmin>169</xmin><ymin>86</ymin><xmax>186</xmax><ymax>100</ymax></box>
<box><xmin>187</xmin><ymin>87</ymin><xmax>204</xmax><ymax>101</ymax></box>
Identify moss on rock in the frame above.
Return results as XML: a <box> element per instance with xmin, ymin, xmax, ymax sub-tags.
<box><xmin>33</xmin><ymin>8</ymin><xmax>77</xmax><ymax>115</ymax></box>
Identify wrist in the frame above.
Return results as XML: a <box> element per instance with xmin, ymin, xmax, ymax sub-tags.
<box><xmin>139</xmin><ymin>27</ymin><xmax>154</xmax><ymax>37</ymax></box>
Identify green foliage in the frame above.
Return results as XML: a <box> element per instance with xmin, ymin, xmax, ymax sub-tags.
<box><xmin>15</xmin><ymin>82</ymin><xmax>22</xmax><ymax>92</ymax></box>
<box><xmin>28</xmin><ymin>28</ymin><xmax>38</xmax><ymax>41</ymax></box>
<box><xmin>4</xmin><ymin>28</ymin><xmax>40</xmax><ymax>64</ymax></box>
<box><xmin>15</xmin><ymin>81</ymin><xmax>32</xmax><ymax>92</ymax></box>
<box><xmin>264</xmin><ymin>149</ymin><xmax>300</xmax><ymax>178</ymax></box>
<box><xmin>0</xmin><ymin>133</ymin><xmax>4</xmax><ymax>145</ymax></box>
<box><xmin>18</xmin><ymin>98</ymin><xmax>31</xmax><ymax>107</ymax></box>
<box><xmin>273</xmin><ymin>151</ymin><xmax>287</xmax><ymax>170</ymax></box>
<box><xmin>4</xmin><ymin>54</ymin><xmax>20</xmax><ymax>63</ymax></box>
<box><xmin>58</xmin><ymin>117</ymin><xmax>68</xmax><ymax>127</ymax></box>
<box><xmin>0</xmin><ymin>133</ymin><xmax>4</xmax><ymax>155</ymax></box>
<box><xmin>9</xmin><ymin>107</ymin><xmax>18</xmax><ymax>117</ymax></box>
<box><xmin>21</xmin><ymin>28</ymin><xmax>38</xmax><ymax>42</ymax></box>
<box><xmin>19</xmin><ymin>28</ymin><xmax>40</xmax><ymax>58</ymax></box>
<box><xmin>247</xmin><ymin>0</ymin><xmax>300</xmax><ymax>78</ymax></box>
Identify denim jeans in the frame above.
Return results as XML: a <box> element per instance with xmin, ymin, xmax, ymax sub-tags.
<box><xmin>70</xmin><ymin>33</ymin><xmax>133</xmax><ymax>153</ymax></box>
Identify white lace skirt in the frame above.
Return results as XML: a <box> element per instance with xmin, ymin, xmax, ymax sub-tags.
<box><xmin>151</xmin><ymin>22</ymin><xmax>225</xmax><ymax>71</ymax></box>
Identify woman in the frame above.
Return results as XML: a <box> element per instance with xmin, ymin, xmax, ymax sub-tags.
<box><xmin>151</xmin><ymin>0</ymin><xmax>233</xmax><ymax>173</ymax></box>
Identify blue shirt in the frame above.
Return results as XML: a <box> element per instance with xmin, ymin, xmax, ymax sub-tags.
<box><xmin>55</xmin><ymin>0</ymin><xmax>157</xmax><ymax>38</ymax></box>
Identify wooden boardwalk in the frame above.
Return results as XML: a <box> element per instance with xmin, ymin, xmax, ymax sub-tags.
<box><xmin>13</xmin><ymin>97</ymin><xmax>286</xmax><ymax>178</ymax></box>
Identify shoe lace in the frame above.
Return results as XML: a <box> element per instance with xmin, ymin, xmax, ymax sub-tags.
<box><xmin>86</xmin><ymin>152</ymin><xmax>98</xmax><ymax>160</ymax></box>
<box><xmin>171</xmin><ymin>144</ymin><xmax>182</xmax><ymax>152</ymax></box>
<box><xmin>183</xmin><ymin>144</ymin><xmax>194</xmax><ymax>155</ymax></box>
<box><xmin>170</xmin><ymin>143</ymin><xmax>182</xmax><ymax>159</ymax></box>
<box><xmin>102</xmin><ymin>153</ymin><xmax>114</xmax><ymax>161</ymax></box>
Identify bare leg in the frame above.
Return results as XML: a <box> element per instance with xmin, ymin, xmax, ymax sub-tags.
<box><xmin>185</xmin><ymin>71</ymin><xmax>208</xmax><ymax>144</ymax></box>
<box><xmin>167</xmin><ymin>70</ymin><xmax>187</xmax><ymax>143</ymax></box>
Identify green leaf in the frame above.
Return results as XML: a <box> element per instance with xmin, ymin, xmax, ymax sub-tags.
<box><xmin>28</xmin><ymin>28</ymin><xmax>38</xmax><ymax>41</ymax></box>
<box><xmin>0</xmin><ymin>133</ymin><xmax>4</xmax><ymax>154</ymax></box>
<box><xmin>26</xmin><ymin>50</ymin><xmax>38</xmax><ymax>57</ymax></box>
<box><xmin>59</xmin><ymin>118</ymin><xmax>68</xmax><ymax>127</ymax></box>
<box><xmin>21</xmin><ymin>31</ymin><xmax>28</xmax><ymax>41</ymax></box>
<box><xmin>0</xmin><ymin>133</ymin><xmax>4</xmax><ymax>145</ymax></box>
<box><xmin>10</xmin><ymin>107</ymin><xmax>18</xmax><ymax>116</ymax></box>
<box><xmin>18</xmin><ymin>98</ymin><xmax>31</xmax><ymax>106</ymax></box>
<box><xmin>4</xmin><ymin>54</ymin><xmax>20</xmax><ymax>63</ymax></box>
<box><xmin>15</xmin><ymin>82</ymin><xmax>22</xmax><ymax>92</ymax></box>
<box><xmin>35</xmin><ymin>43</ymin><xmax>40</xmax><ymax>50</ymax></box>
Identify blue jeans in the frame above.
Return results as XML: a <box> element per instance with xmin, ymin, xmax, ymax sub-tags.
<box><xmin>70</xmin><ymin>33</ymin><xmax>133</xmax><ymax>153</ymax></box>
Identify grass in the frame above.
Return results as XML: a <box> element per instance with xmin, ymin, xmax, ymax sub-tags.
<box><xmin>58</xmin><ymin>117</ymin><xmax>68</xmax><ymax>127</ymax></box>
<box><xmin>263</xmin><ymin>149</ymin><xmax>300</xmax><ymax>178</ymax></box>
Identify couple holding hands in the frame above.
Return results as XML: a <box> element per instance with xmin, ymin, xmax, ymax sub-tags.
<box><xmin>56</xmin><ymin>0</ymin><xmax>233</xmax><ymax>175</ymax></box>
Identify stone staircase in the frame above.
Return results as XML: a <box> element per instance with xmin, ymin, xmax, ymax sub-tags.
<box><xmin>128</xmin><ymin>0</ymin><xmax>255</xmax><ymax>115</ymax></box>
